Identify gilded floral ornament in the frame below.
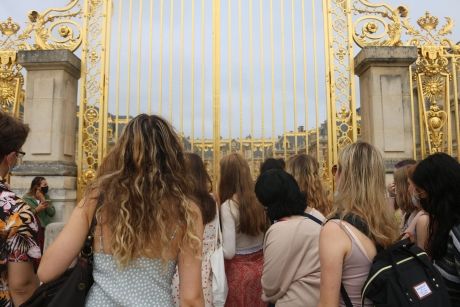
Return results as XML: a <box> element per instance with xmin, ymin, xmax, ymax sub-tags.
<box><xmin>402</xmin><ymin>12</ymin><xmax>456</xmax><ymax>48</ymax></box>
<box><xmin>0</xmin><ymin>0</ymin><xmax>83</xmax><ymax>118</ymax></box>
<box><xmin>0</xmin><ymin>0</ymin><xmax>83</xmax><ymax>52</ymax></box>
<box><xmin>427</xmin><ymin>104</ymin><xmax>447</xmax><ymax>153</ymax></box>
<box><xmin>0</xmin><ymin>51</ymin><xmax>24</xmax><ymax>116</ymax></box>
<box><xmin>352</xmin><ymin>0</ymin><xmax>407</xmax><ymax>47</ymax></box>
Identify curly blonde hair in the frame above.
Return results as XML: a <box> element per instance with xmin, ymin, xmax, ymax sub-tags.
<box><xmin>88</xmin><ymin>114</ymin><xmax>201</xmax><ymax>267</ymax></box>
<box><xmin>286</xmin><ymin>154</ymin><xmax>331</xmax><ymax>215</ymax></box>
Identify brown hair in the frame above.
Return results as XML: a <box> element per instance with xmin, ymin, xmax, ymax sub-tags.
<box><xmin>286</xmin><ymin>154</ymin><xmax>331</xmax><ymax>215</ymax></box>
<box><xmin>185</xmin><ymin>153</ymin><xmax>216</xmax><ymax>224</ymax></box>
<box><xmin>27</xmin><ymin>176</ymin><xmax>46</xmax><ymax>195</ymax></box>
<box><xmin>89</xmin><ymin>114</ymin><xmax>201</xmax><ymax>267</ymax></box>
<box><xmin>0</xmin><ymin>112</ymin><xmax>29</xmax><ymax>160</ymax></box>
<box><xmin>219</xmin><ymin>153</ymin><xmax>268</xmax><ymax>236</ymax></box>
<box><xmin>394</xmin><ymin>165</ymin><xmax>416</xmax><ymax>214</ymax></box>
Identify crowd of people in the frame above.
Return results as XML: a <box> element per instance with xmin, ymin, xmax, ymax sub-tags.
<box><xmin>1</xmin><ymin>111</ymin><xmax>460</xmax><ymax>306</ymax></box>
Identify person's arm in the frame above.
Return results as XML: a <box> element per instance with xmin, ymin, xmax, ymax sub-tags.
<box><xmin>415</xmin><ymin>214</ymin><xmax>429</xmax><ymax>251</ymax></box>
<box><xmin>44</xmin><ymin>197</ymin><xmax>56</xmax><ymax>217</ymax></box>
<box><xmin>37</xmin><ymin>197</ymin><xmax>96</xmax><ymax>283</ymax></box>
<box><xmin>5</xmin><ymin>200</ymin><xmax>41</xmax><ymax>305</ymax></box>
<box><xmin>220</xmin><ymin>201</ymin><xmax>236</xmax><ymax>259</ymax></box>
<box><xmin>318</xmin><ymin>222</ymin><xmax>349</xmax><ymax>307</ymax></box>
<box><xmin>8</xmin><ymin>261</ymin><xmax>39</xmax><ymax>306</ymax></box>
<box><xmin>178</xmin><ymin>202</ymin><xmax>205</xmax><ymax>307</ymax></box>
<box><xmin>261</xmin><ymin>226</ymin><xmax>291</xmax><ymax>302</ymax></box>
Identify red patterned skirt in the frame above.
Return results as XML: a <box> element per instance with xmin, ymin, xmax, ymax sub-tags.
<box><xmin>224</xmin><ymin>249</ymin><xmax>267</xmax><ymax>307</ymax></box>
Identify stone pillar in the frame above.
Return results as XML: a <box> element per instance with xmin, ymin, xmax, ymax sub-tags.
<box><xmin>11</xmin><ymin>50</ymin><xmax>81</xmax><ymax>223</ymax></box>
<box><xmin>354</xmin><ymin>46</ymin><xmax>418</xmax><ymax>179</ymax></box>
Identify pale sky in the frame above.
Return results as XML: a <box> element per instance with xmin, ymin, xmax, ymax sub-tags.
<box><xmin>1</xmin><ymin>0</ymin><xmax>459</xmax><ymax>140</ymax></box>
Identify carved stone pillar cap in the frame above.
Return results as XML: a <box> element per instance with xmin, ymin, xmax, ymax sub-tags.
<box><xmin>17</xmin><ymin>49</ymin><xmax>81</xmax><ymax>79</ymax></box>
<box><xmin>354</xmin><ymin>46</ymin><xmax>418</xmax><ymax>76</ymax></box>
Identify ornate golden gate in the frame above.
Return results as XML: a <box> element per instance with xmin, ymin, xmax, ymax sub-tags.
<box><xmin>76</xmin><ymin>0</ymin><xmax>359</xmax><ymax>192</ymax></box>
<box><xmin>1</xmin><ymin>0</ymin><xmax>459</xmax><ymax>195</ymax></box>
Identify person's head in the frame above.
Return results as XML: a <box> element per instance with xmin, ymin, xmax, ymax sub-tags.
<box><xmin>0</xmin><ymin>112</ymin><xmax>29</xmax><ymax>178</ymax></box>
<box><xmin>219</xmin><ymin>153</ymin><xmax>268</xmax><ymax>235</ymax></box>
<box><xmin>255</xmin><ymin>169</ymin><xmax>307</xmax><ymax>222</ymax></box>
<box><xmin>92</xmin><ymin>114</ymin><xmax>200</xmax><ymax>267</ymax></box>
<box><xmin>393</xmin><ymin>165</ymin><xmax>417</xmax><ymax>214</ymax></box>
<box><xmin>395</xmin><ymin>159</ymin><xmax>417</xmax><ymax>169</ymax></box>
<box><xmin>411</xmin><ymin>153</ymin><xmax>460</xmax><ymax>260</ymax></box>
<box><xmin>259</xmin><ymin>158</ymin><xmax>284</xmax><ymax>174</ymax></box>
<box><xmin>334</xmin><ymin>141</ymin><xmax>398</xmax><ymax>247</ymax></box>
<box><xmin>286</xmin><ymin>154</ymin><xmax>331</xmax><ymax>215</ymax></box>
<box><xmin>184</xmin><ymin>152</ymin><xmax>216</xmax><ymax>224</ymax></box>
<box><xmin>28</xmin><ymin>176</ymin><xmax>48</xmax><ymax>195</ymax></box>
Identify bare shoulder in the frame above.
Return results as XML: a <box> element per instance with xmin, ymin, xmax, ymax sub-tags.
<box><xmin>321</xmin><ymin>219</ymin><xmax>345</xmax><ymax>235</ymax></box>
<box><xmin>416</xmin><ymin>214</ymin><xmax>429</xmax><ymax>227</ymax></box>
<box><xmin>320</xmin><ymin>220</ymin><xmax>351</xmax><ymax>252</ymax></box>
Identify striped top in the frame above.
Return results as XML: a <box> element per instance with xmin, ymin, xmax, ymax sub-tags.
<box><xmin>434</xmin><ymin>224</ymin><xmax>460</xmax><ymax>302</ymax></box>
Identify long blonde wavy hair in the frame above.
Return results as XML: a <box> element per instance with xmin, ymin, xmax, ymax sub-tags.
<box><xmin>332</xmin><ymin>142</ymin><xmax>398</xmax><ymax>248</ymax></box>
<box><xmin>286</xmin><ymin>154</ymin><xmax>331</xmax><ymax>215</ymax></box>
<box><xmin>88</xmin><ymin>114</ymin><xmax>201</xmax><ymax>267</ymax></box>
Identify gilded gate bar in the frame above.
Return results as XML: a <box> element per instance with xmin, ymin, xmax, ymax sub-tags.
<box><xmin>3</xmin><ymin>0</ymin><xmax>459</xmax><ymax>198</ymax></box>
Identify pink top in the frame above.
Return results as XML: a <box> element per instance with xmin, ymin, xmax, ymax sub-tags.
<box><xmin>330</xmin><ymin>220</ymin><xmax>373</xmax><ymax>307</ymax></box>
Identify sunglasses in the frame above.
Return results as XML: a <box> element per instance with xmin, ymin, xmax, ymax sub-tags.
<box><xmin>15</xmin><ymin>150</ymin><xmax>26</xmax><ymax>158</ymax></box>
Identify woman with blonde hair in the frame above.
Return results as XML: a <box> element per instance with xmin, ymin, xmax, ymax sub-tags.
<box><xmin>38</xmin><ymin>114</ymin><xmax>204</xmax><ymax>307</ymax></box>
<box><xmin>286</xmin><ymin>154</ymin><xmax>330</xmax><ymax>217</ymax></box>
<box><xmin>219</xmin><ymin>153</ymin><xmax>268</xmax><ymax>307</ymax></box>
<box><xmin>318</xmin><ymin>142</ymin><xmax>399</xmax><ymax>307</ymax></box>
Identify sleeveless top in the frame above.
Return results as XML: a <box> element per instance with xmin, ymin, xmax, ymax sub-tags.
<box><xmin>86</xmin><ymin>253</ymin><xmax>176</xmax><ymax>306</ymax></box>
<box><xmin>330</xmin><ymin>220</ymin><xmax>373</xmax><ymax>307</ymax></box>
<box><xmin>86</xmin><ymin>217</ymin><xmax>177</xmax><ymax>307</ymax></box>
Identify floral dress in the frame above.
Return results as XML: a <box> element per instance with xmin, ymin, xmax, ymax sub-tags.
<box><xmin>172</xmin><ymin>208</ymin><xmax>219</xmax><ymax>306</ymax></box>
<box><xmin>0</xmin><ymin>181</ymin><xmax>41</xmax><ymax>307</ymax></box>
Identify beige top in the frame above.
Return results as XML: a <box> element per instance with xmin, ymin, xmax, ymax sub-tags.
<box><xmin>330</xmin><ymin>220</ymin><xmax>373</xmax><ymax>307</ymax></box>
<box><xmin>221</xmin><ymin>199</ymin><xmax>264</xmax><ymax>259</ymax></box>
<box><xmin>261</xmin><ymin>217</ymin><xmax>321</xmax><ymax>307</ymax></box>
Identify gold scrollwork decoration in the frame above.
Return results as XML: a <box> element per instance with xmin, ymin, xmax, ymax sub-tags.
<box><xmin>352</xmin><ymin>0</ymin><xmax>408</xmax><ymax>47</ymax></box>
<box><xmin>426</xmin><ymin>104</ymin><xmax>447</xmax><ymax>153</ymax></box>
<box><xmin>19</xmin><ymin>0</ymin><xmax>83</xmax><ymax>52</ymax></box>
<box><xmin>0</xmin><ymin>0</ymin><xmax>82</xmax><ymax>119</ymax></box>
<box><xmin>0</xmin><ymin>51</ymin><xmax>24</xmax><ymax>117</ymax></box>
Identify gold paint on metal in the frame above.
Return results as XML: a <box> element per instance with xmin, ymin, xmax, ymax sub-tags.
<box><xmin>212</xmin><ymin>0</ymin><xmax>221</xmax><ymax>182</ymax></box>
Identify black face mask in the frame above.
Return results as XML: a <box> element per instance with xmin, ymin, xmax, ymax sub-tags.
<box><xmin>41</xmin><ymin>186</ymin><xmax>49</xmax><ymax>194</ymax></box>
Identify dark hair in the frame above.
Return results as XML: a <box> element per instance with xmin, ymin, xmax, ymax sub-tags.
<box><xmin>255</xmin><ymin>169</ymin><xmax>307</xmax><ymax>222</ymax></box>
<box><xmin>395</xmin><ymin>159</ymin><xmax>416</xmax><ymax>169</ymax></box>
<box><xmin>260</xmin><ymin>158</ymin><xmax>285</xmax><ymax>174</ymax></box>
<box><xmin>0</xmin><ymin>112</ymin><xmax>30</xmax><ymax>160</ymax></box>
<box><xmin>184</xmin><ymin>153</ymin><xmax>216</xmax><ymax>224</ymax></box>
<box><xmin>27</xmin><ymin>176</ymin><xmax>46</xmax><ymax>195</ymax></box>
<box><xmin>412</xmin><ymin>153</ymin><xmax>460</xmax><ymax>260</ymax></box>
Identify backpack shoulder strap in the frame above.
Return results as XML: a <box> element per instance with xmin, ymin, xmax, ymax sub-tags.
<box><xmin>301</xmin><ymin>212</ymin><xmax>323</xmax><ymax>225</ymax></box>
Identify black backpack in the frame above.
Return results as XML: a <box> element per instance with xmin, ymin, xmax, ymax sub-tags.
<box><xmin>339</xmin><ymin>214</ymin><xmax>451</xmax><ymax>307</ymax></box>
